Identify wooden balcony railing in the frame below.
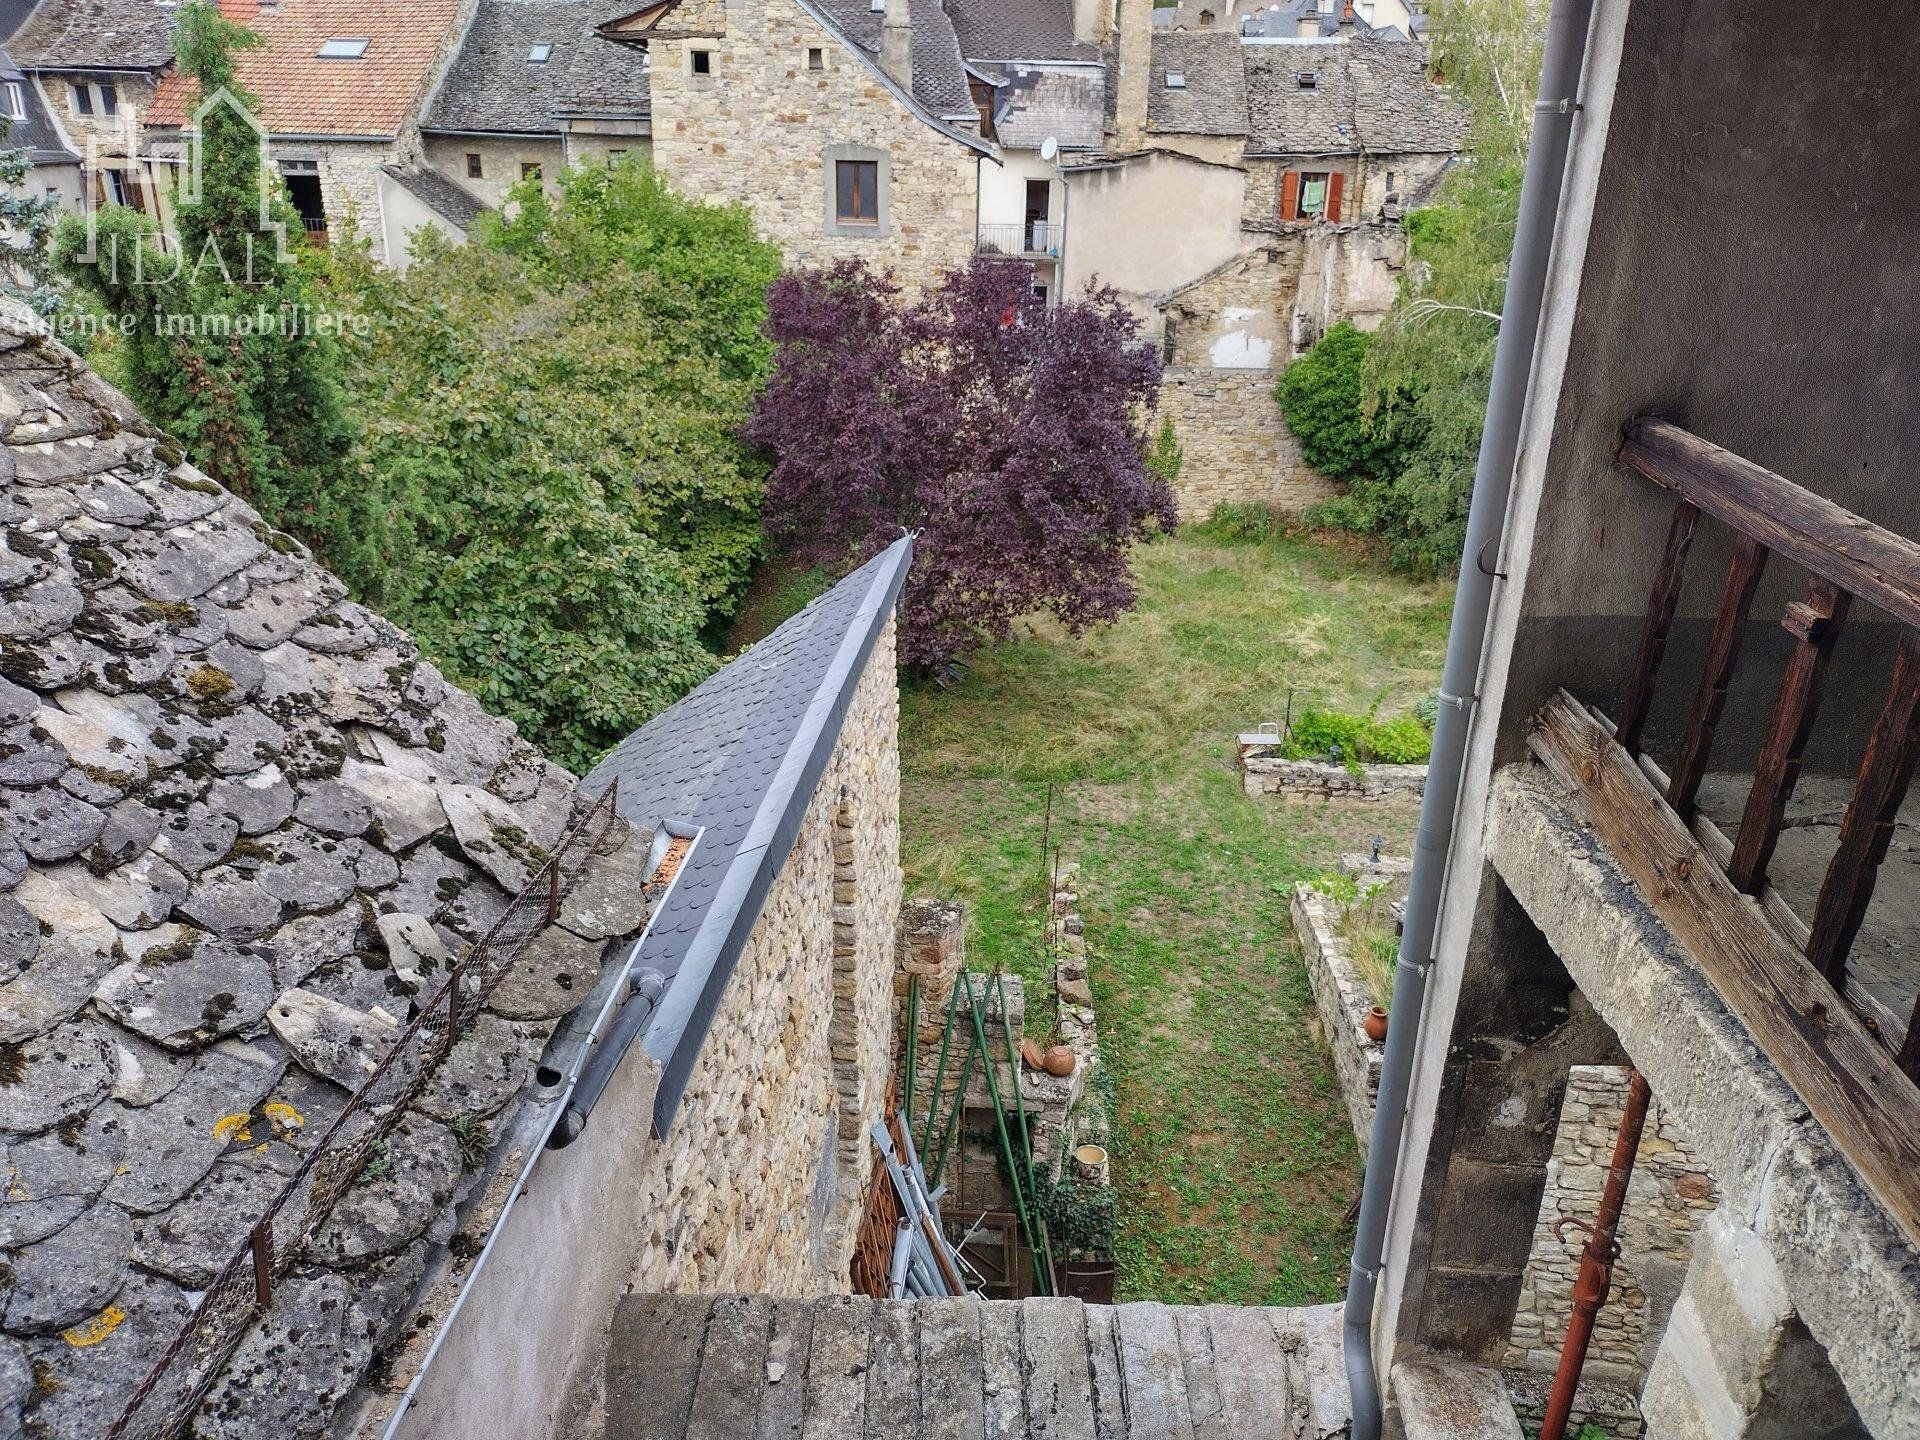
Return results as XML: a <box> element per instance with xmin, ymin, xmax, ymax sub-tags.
<box><xmin>1527</xmin><ymin>417</ymin><xmax>1920</xmax><ymax>1244</ymax></box>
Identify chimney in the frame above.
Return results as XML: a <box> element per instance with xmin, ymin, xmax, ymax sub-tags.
<box><xmin>881</xmin><ymin>0</ymin><xmax>914</xmax><ymax>92</ymax></box>
<box><xmin>1296</xmin><ymin>13</ymin><xmax>1318</xmax><ymax>34</ymax></box>
<box><xmin>1072</xmin><ymin>0</ymin><xmax>1104</xmax><ymax>44</ymax></box>
<box><xmin>1110</xmin><ymin>0</ymin><xmax>1154</xmax><ymax>152</ymax></box>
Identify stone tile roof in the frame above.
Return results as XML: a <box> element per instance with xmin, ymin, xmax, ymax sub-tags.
<box><xmin>147</xmin><ymin>0</ymin><xmax>465</xmax><ymax>139</ymax></box>
<box><xmin>5</xmin><ymin>0</ymin><xmax>177</xmax><ymax>73</ymax></box>
<box><xmin>585</xmin><ymin>536</ymin><xmax>910</xmax><ymax>1132</ymax></box>
<box><xmin>0</xmin><ymin>48</ymin><xmax>80</xmax><ymax>163</ymax></box>
<box><xmin>994</xmin><ymin>65</ymin><xmax>1105</xmax><ymax>152</ymax></box>
<box><xmin>813</xmin><ymin>0</ymin><xmax>975</xmax><ymax>118</ymax></box>
<box><xmin>0</xmin><ymin>301</ymin><xmax>655</xmax><ymax>1437</ymax></box>
<box><xmin>424</xmin><ymin>0</ymin><xmax>650</xmax><ymax>135</ymax></box>
<box><xmin>1243</xmin><ymin>35</ymin><xmax>1464</xmax><ymax>153</ymax></box>
<box><xmin>382</xmin><ymin>161</ymin><xmax>488</xmax><ymax>226</ymax></box>
<box><xmin>1147</xmin><ymin>30</ymin><xmax>1247</xmax><ymax>136</ymax></box>
<box><xmin>946</xmin><ymin>0</ymin><xmax>1097</xmax><ymax>63</ymax></box>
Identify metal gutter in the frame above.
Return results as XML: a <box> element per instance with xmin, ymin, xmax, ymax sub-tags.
<box><xmin>1339</xmin><ymin>1</ymin><xmax>1596</xmax><ymax>1435</ymax></box>
<box><xmin>374</xmin><ymin>821</ymin><xmax>699</xmax><ymax>1439</ymax></box>
<box><xmin>636</xmin><ymin>537</ymin><xmax>912</xmax><ymax>1136</ymax></box>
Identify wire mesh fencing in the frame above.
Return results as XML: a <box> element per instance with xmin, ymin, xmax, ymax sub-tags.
<box><xmin>107</xmin><ymin>782</ymin><xmax>624</xmax><ymax>1440</ymax></box>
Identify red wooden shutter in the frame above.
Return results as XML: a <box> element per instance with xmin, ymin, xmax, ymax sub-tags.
<box><xmin>1325</xmin><ymin>172</ymin><xmax>1344</xmax><ymax>222</ymax></box>
<box><xmin>1280</xmin><ymin>170</ymin><xmax>1300</xmax><ymax>221</ymax></box>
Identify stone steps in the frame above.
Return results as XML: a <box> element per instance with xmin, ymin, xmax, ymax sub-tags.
<box><xmin>604</xmin><ymin>1294</ymin><xmax>1350</xmax><ymax>1440</ymax></box>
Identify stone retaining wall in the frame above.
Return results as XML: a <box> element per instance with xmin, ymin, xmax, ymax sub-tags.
<box><xmin>1502</xmin><ymin>1065</ymin><xmax>1720</xmax><ymax>1440</ymax></box>
<box><xmin>1243</xmin><ymin>754</ymin><xmax>1427</xmax><ymax>803</ymax></box>
<box><xmin>1290</xmin><ymin>884</ymin><xmax>1384</xmax><ymax>1149</ymax></box>
<box><xmin>1154</xmin><ymin>368</ymin><xmax>1338</xmax><ymax>520</ymax></box>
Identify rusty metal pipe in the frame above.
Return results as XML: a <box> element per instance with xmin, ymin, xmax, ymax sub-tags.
<box><xmin>1539</xmin><ymin>1068</ymin><xmax>1652</xmax><ymax>1440</ymax></box>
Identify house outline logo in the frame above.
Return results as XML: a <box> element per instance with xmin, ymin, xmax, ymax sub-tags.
<box><xmin>74</xmin><ymin>85</ymin><xmax>291</xmax><ymax>270</ymax></box>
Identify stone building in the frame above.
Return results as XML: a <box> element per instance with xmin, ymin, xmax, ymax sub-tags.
<box><xmin>1355</xmin><ymin>1</ymin><xmax>1920</xmax><ymax>1436</ymax></box>
<box><xmin>421</xmin><ymin>0</ymin><xmax>654</xmax><ymax>217</ymax></box>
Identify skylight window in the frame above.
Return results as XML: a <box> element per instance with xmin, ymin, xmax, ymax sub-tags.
<box><xmin>529</xmin><ymin>43</ymin><xmax>553</xmax><ymax>62</ymax></box>
<box><xmin>1297</xmin><ymin>69</ymin><xmax>1318</xmax><ymax>89</ymax></box>
<box><xmin>317</xmin><ymin>37</ymin><xmax>369</xmax><ymax>58</ymax></box>
<box><xmin>1165</xmin><ymin>70</ymin><xmax>1186</xmax><ymax>89</ymax></box>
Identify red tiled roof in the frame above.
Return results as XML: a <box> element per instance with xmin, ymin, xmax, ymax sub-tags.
<box><xmin>148</xmin><ymin>0</ymin><xmax>464</xmax><ymax>138</ymax></box>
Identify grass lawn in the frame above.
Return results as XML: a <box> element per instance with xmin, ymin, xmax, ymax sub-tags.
<box><xmin>737</xmin><ymin>520</ymin><xmax>1452</xmax><ymax>1305</ymax></box>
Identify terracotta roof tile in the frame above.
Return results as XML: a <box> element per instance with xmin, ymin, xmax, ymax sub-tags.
<box><xmin>148</xmin><ymin>0</ymin><xmax>463</xmax><ymax>138</ymax></box>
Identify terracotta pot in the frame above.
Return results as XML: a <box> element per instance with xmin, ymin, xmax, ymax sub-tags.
<box><xmin>1363</xmin><ymin>1006</ymin><xmax>1389</xmax><ymax>1042</ymax></box>
<box><xmin>1019</xmin><ymin>1037</ymin><xmax>1047</xmax><ymax>1071</ymax></box>
<box><xmin>1043</xmin><ymin>1045</ymin><xmax>1076</xmax><ymax>1077</ymax></box>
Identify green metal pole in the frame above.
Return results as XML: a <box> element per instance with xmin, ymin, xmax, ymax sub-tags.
<box><xmin>991</xmin><ymin>968</ymin><xmax>1057</xmax><ymax>1295</ymax></box>
<box><xmin>918</xmin><ymin>976</ymin><xmax>965</xmax><ymax>1160</ymax></box>
<box><xmin>928</xmin><ymin>1026</ymin><xmax>979</xmax><ymax>1191</ymax></box>
<box><xmin>902</xmin><ymin>973</ymin><xmax>921</xmax><ymax>1123</ymax></box>
<box><xmin>962</xmin><ymin>972</ymin><xmax>1053</xmax><ymax>1296</ymax></box>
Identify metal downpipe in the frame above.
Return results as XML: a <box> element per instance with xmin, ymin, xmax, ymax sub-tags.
<box><xmin>1340</xmin><ymin>2</ymin><xmax>1598</xmax><ymax>1435</ymax></box>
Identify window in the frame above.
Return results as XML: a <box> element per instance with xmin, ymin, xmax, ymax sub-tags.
<box><xmin>466</xmin><ymin>152</ymin><xmax>483</xmax><ymax>178</ymax></box>
<box><xmin>521</xmin><ymin>161</ymin><xmax>542</xmax><ymax>180</ymax></box>
<box><xmin>835</xmin><ymin>159</ymin><xmax>877</xmax><ymax>224</ymax></box>
<box><xmin>1031</xmin><ymin>283</ymin><xmax>1049</xmax><ymax>306</ymax></box>
<box><xmin>3</xmin><ymin>83</ymin><xmax>22</xmax><ymax>122</ymax></box>
<box><xmin>609</xmin><ymin>148</ymin><xmax>629</xmax><ymax>160</ymax></box>
<box><xmin>71</xmin><ymin>84</ymin><xmax>93</xmax><ymax>117</ymax></box>
<box><xmin>528</xmin><ymin>43</ymin><xmax>553</xmax><ymax>62</ymax></box>
<box><xmin>1165</xmin><ymin>70</ymin><xmax>1186</xmax><ymax>89</ymax></box>
<box><xmin>690</xmin><ymin>48</ymin><xmax>712</xmax><ymax>75</ymax></box>
<box><xmin>98</xmin><ymin>83</ymin><xmax>117</xmax><ymax>114</ymax></box>
<box><xmin>808</xmin><ymin>46</ymin><xmax>824</xmax><ymax>69</ymax></box>
<box><xmin>102</xmin><ymin>168</ymin><xmax>128</xmax><ymax>206</ymax></box>
<box><xmin>317</xmin><ymin>37</ymin><xmax>369</xmax><ymax>58</ymax></box>
<box><xmin>1297</xmin><ymin>69</ymin><xmax>1318</xmax><ymax>89</ymax></box>
<box><xmin>1281</xmin><ymin>169</ymin><xmax>1342</xmax><ymax>221</ymax></box>
<box><xmin>1300</xmin><ymin>172</ymin><xmax>1328</xmax><ymax>216</ymax></box>
<box><xmin>1384</xmin><ymin>169</ymin><xmax>1397</xmax><ymax>195</ymax></box>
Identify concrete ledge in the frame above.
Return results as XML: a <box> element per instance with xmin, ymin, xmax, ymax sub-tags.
<box><xmin>1389</xmin><ymin>1355</ymin><xmax>1523</xmax><ymax>1440</ymax></box>
<box><xmin>1291</xmin><ymin>884</ymin><xmax>1384</xmax><ymax>1148</ymax></box>
<box><xmin>1485</xmin><ymin>763</ymin><xmax>1920</xmax><ymax>1437</ymax></box>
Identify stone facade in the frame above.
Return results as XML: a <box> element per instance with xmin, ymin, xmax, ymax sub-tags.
<box><xmin>1154</xmin><ymin>368</ymin><xmax>1335</xmax><ymax>518</ymax></box>
<box><xmin>1504</xmin><ymin>1066</ymin><xmax>1719</xmax><ymax>1439</ymax></box>
<box><xmin>1243</xmin><ymin>754</ymin><xmax>1428</xmax><ymax>802</ymax></box>
<box><xmin>629</xmin><ymin>622</ymin><xmax>903</xmax><ymax>1295</ymax></box>
<box><xmin>646</xmin><ymin>0</ymin><xmax>979</xmax><ymax>289</ymax></box>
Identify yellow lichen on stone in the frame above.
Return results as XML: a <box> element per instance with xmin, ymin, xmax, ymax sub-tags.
<box><xmin>264</xmin><ymin>1101</ymin><xmax>304</xmax><ymax>1129</ymax></box>
<box><xmin>212</xmin><ymin>1112</ymin><xmax>253</xmax><ymax>1144</ymax></box>
<box><xmin>63</xmin><ymin>1305</ymin><xmax>126</xmax><ymax>1348</ymax></box>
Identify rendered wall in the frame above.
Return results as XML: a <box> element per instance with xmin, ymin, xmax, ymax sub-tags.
<box><xmin>1060</xmin><ymin>150</ymin><xmax>1247</xmax><ymax>316</ymax></box>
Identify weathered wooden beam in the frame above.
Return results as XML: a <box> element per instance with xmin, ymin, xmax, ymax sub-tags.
<box><xmin>1901</xmin><ymin>997</ymin><xmax>1920</xmax><ymax>1084</ymax></box>
<box><xmin>1727</xmin><ymin>580</ymin><xmax>1850</xmax><ymax>894</ymax></box>
<box><xmin>1807</xmin><ymin>632</ymin><xmax>1920</xmax><ymax>991</ymax></box>
<box><xmin>1620</xmin><ymin>418</ymin><xmax>1920</xmax><ymax>632</ymax></box>
<box><xmin>1667</xmin><ymin>535</ymin><xmax>1769</xmax><ymax>820</ymax></box>
<box><xmin>1529</xmin><ymin>690</ymin><xmax>1920</xmax><ymax>1245</ymax></box>
<box><xmin>1616</xmin><ymin>501</ymin><xmax>1700</xmax><ymax>757</ymax></box>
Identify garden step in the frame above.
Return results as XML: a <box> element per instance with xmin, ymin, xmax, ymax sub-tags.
<box><xmin>604</xmin><ymin>1294</ymin><xmax>1347</xmax><ymax>1440</ymax></box>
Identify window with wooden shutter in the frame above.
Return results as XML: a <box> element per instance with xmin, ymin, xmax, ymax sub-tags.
<box><xmin>836</xmin><ymin>160</ymin><xmax>879</xmax><ymax>223</ymax></box>
<box><xmin>1324</xmin><ymin>172</ymin><xmax>1344</xmax><ymax>223</ymax></box>
<box><xmin>1280</xmin><ymin>170</ymin><xmax>1300</xmax><ymax>221</ymax></box>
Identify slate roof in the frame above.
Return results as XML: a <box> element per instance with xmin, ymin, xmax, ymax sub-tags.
<box><xmin>0</xmin><ymin>301</ymin><xmax>656</xmax><ymax>1437</ymax></box>
<box><xmin>383</xmin><ymin>161</ymin><xmax>489</xmax><ymax>226</ymax></box>
<box><xmin>1147</xmin><ymin>30</ymin><xmax>1247</xmax><ymax>136</ymax></box>
<box><xmin>5</xmin><ymin>0</ymin><xmax>177</xmax><ymax>72</ymax></box>
<box><xmin>147</xmin><ymin>0</ymin><xmax>465</xmax><ymax>138</ymax></box>
<box><xmin>1244</xmin><ymin>35</ymin><xmax>1463</xmax><ymax>153</ymax></box>
<box><xmin>813</xmin><ymin>0</ymin><xmax>975</xmax><ymax>119</ymax></box>
<box><xmin>945</xmin><ymin>0</ymin><xmax>1097</xmax><ymax>63</ymax></box>
<box><xmin>0</xmin><ymin>49</ymin><xmax>82</xmax><ymax>163</ymax></box>
<box><xmin>994</xmin><ymin>65</ymin><xmax>1105</xmax><ymax>151</ymax></box>
<box><xmin>585</xmin><ymin>536</ymin><xmax>910</xmax><ymax>1133</ymax></box>
<box><xmin>424</xmin><ymin>0</ymin><xmax>651</xmax><ymax>135</ymax></box>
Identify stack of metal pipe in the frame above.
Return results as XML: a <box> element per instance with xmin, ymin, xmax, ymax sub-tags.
<box><xmin>872</xmin><ymin>1118</ymin><xmax>970</xmax><ymax>1298</ymax></box>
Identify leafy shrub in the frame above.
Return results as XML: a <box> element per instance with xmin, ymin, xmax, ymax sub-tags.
<box><xmin>1283</xmin><ymin>707</ymin><xmax>1433</xmax><ymax>766</ymax></box>
<box><xmin>1032</xmin><ymin>1170</ymin><xmax>1117</xmax><ymax>1260</ymax></box>
<box><xmin>1198</xmin><ymin>502</ymin><xmax>1285</xmax><ymax>544</ymax></box>
<box><xmin>1275</xmin><ymin>321</ymin><xmax>1423</xmax><ymax>483</ymax></box>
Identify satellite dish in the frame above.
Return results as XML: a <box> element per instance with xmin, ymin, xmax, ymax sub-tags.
<box><xmin>1040</xmin><ymin>136</ymin><xmax>1059</xmax><ymax>162</ymax></box>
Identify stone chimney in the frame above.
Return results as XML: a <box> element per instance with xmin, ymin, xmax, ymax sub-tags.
<box><xmin>1110</xmin><ymin>0</ymin><xmax>1155</xmax><ymax>153</ymax></box>
<box><xmin>881</xmin><ymin>0</ymin><xmax>914</xmax><ymax>92</ymax></box>
<box><xmin>1072</xmin><ymin>0</ymin><xmax>1105</xmax><ymax>44</ymax></box>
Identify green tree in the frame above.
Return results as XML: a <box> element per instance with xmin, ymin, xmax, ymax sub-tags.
<box><xmin>54</xmin><ymin>1</ymin><xmax>372</xmax><ymax>582</ymax></box>
<box><xmin>0</xmin><ymin>121</ymin><xmax>64</xmax><ymax>315</ymax></box>
<box><xmin>322</xmin><ymin>160</ymin><xmax>782</xmax><ymax>769</ymax></box>
<box><xmin>1275</xmin><ymin>321</ymin><xmax>1421</xmax><ymax>481</ymax></box>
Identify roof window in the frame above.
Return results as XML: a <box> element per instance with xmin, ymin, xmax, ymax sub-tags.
<box><xmin>317</xmin><ymin>37</ymin><xmax>369</xmax><ymax>58</ymax></box>
<box><xmin>529</xmin><ymin>43</ymin><xmax>554</xmax><ymax>62</ymax></box>
<box><xmin>1165</xmin><ymin>70</ymin><xmax>1186</xmax><ymax>89</ymax></box>
<box><xmin>1297</xmin><ymin>69</ymin><xmax>1318</xmax><ymax>89</ymax></box>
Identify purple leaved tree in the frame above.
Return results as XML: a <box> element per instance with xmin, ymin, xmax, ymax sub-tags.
<box><xmin>746</xmin><ymin>256</ymin><xmax>1177</xmax><ymax>673</ymax></box>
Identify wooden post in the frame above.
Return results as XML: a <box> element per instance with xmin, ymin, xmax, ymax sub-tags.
<box><xmin>1668</xmin><ymin>535</ymin><xmax>1768</xmax><ymax>819</ymax></box>
<box><xmin>1728</xmin><ymin>579</ymin><xmax>1850</xmax><ymax>893</ymax></box>
<box><xmin>1616</xmin><ymin>501</ymin><xmax>1700</xmax><ymax>757</ymax></box>
<box><xmin>250</xmin><ymin>1221</ymin><xmax>274</xmax><ymax>1309</ymax></box>
<box><xmin>1806</xmin><ymin>632</ymin><xmax>1920</xmax><ymax>990</ymax></box>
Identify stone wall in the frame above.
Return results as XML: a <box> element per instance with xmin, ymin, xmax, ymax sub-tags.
<box><xmin>1291</xmin><ymin>884</ymin><xmax>1385</xmax><ymax>1148</ymax></box>
<box><xmin>1242</xmin><ymin>754</ymin><xmax>1428</xmax><ymax>802</ymax></box>
<box><xmin>1503</xmin><ymin>1066</ymin><xmax>1719</xmax><ymax>1440</ymax></box>
<box><xmin>423</xmin><ymin>134</ymin><xmax>569</xmax><ymax>211</ymax></box>
<box><xmin>647</xmin><ymin>0</ymin><xmax>979</xmax><ymax>289</ymax></box>
<box><xmin>630</xmin><ymin>621</ymin><xmax>903</xmax><ymax>1295</ymax></box>
<box><xmin>1154</xmin><ymin>368</ymin><xmax>1336</xmax><ymax>518</ymax></box>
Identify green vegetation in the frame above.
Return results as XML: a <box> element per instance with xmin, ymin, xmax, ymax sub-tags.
<box><xmin>891</xmin><ymin>520</ymin><xmax>1451</xmax><ymax>1302</ymax></box>
<box><xmin>321</xmin><ymin>161</ymin><xmax>781</xmax><ymax>771</ymax></box>
<box><xmin>1277</xmin><ymin>0</ymin><xmax>1540</xmax><ymax>572</ymax></box>
<box><xmin>1281</xmin><ymin>705</ymin><xmax>1433</xmax><ymax>766</ymax></box>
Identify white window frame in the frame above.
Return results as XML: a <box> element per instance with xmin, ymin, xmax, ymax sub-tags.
<box><xmin>3</xmin><ymin>82</ymin><xmax>23</xmax><ymax>122</ymax></box>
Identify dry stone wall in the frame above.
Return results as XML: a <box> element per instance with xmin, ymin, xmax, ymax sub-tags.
<box><xmin>1154</xmin><ymin>368</ymin><xmax>1336</xmax><ymax>518</ymax></box>
<box><xmin>1243</xmin><ymin>754</ymin><xmax>1427</xmax><ymax>802</ymax></box>
<box><xmin>1291</xmin><ymin>884</ymin><xmax>1384</xmax><ymax>1148</ymax></box>
<box><xmin>647</xmin><ymin>0</ymin><xmax>978</xmax><ymax>289</ymax></box>
<box><xmin>630</xmin><ymin>623</ymin><xmax>902</xmax><ymax>1296</ymax></box>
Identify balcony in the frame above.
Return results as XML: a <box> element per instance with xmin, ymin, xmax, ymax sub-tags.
<box><xmin>976</xmin><ymin>220</ymin><xmax>1062</xmax><ymax>261</ymax></box>
<box><xmin>1521</xmin><ymin>417</ymin><xmax>1920</xmax><ymax>1244</ymax></box>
